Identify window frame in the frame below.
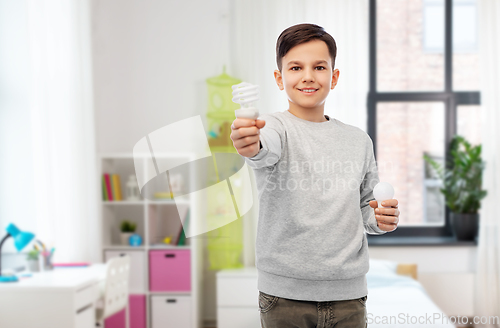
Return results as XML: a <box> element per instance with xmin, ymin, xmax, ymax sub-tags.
<box><xmin>367</xmin><ymin>0</ymin><xmax>481</xmax><ymax>238</ymax></box>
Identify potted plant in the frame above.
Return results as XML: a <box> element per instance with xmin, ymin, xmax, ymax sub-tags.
<box><xmin>423</xmin><ymin>135</ymin><xmax>487</xmax><ymax>241</ymax></box>
<box><xmin>120</xmin><ymin>220</ymin><xmax>137</xmax><ymax>245</ymax></box>
<box><xmin>26</xmin><ymin>249</ymin><xmax>40</xmax><ymax>272</ymax></box>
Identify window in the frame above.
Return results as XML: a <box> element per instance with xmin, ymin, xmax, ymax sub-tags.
<box><xmin>423</xmin><ymin>0</ymin><xmax>478</xmax><ymax>54</ymax></box>
<box><xmin>368</xmin><ymin>0</ymin><xmax>481</xmax><ymax>238</ymax></box>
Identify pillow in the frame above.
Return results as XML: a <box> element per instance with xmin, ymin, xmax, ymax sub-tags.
<box><xmin>367</xmin><ymin>258</ymin><xmax>423</xmax><ymax>290</ymax></box>
<box><xmin>368</xmin><ymin>258</ymin><xmax>399</xmax><ymax>277</ymax></box>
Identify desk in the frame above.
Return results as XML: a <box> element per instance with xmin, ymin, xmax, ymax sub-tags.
<box><xmin>0</xmin><ymin>265</ymin><xmax>106</xmax><ymax>328</ymax></box>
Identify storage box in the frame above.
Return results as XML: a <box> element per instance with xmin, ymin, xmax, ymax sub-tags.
<box><xmin>149</xmin><ymin>250</ymin><xmax>191</xmax><ymax>292</ymax></box>
<box><xmin>151</xmin><ymin>295</ymin><xmax>191</xmax><ymax>328</ymax></box>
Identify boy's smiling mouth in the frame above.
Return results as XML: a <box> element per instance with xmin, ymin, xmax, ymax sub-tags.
<box><xmin>297</xmin><ymin>88</ymin><xmax>319</xmax><ymax>94</ymax></box>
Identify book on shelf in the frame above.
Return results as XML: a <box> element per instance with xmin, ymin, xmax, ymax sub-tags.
<box><xmin>111</xmin><ymin>174</ymin><xmax>123</xmax><ymax>200</ymax></box>
<box><xmin>102</xmin><ymin>173</ymin><xmax>123</xmax><ymax>201</ymax></box>
<box><xmin>104</xmin><ymin>173</ymin><xmax>113</xmax><ymax>201</ymax></box>
<box><xmin>102</xmin><ymin>175</ymin><xmax>109</xmax><ymax>200</ymax></box>
<box><xmin>176</xmin><ymin>209</ymin><xmax>190</xmax><ymax>246</ymax></box>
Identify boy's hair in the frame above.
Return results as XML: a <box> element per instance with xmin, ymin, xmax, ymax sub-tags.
<box><xmin>276</xmin><ymin>23</ymin><xmax>337</xmax><ymax>72</ymax></box>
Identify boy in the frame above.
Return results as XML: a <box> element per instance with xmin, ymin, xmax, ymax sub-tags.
<box><xmin>230</xmin><ymin>23</ymin><xmax>400</xmax><ymax>328</ymax></box>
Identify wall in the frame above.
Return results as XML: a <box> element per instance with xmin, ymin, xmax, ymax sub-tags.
<box><xmin>92</xmin><ymin>0</ymin><xmax>231</xmax><ymax>153</ymax></box>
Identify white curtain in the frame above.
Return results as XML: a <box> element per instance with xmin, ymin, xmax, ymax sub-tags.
<box><xmin>27</xmin><ymin>0</ymin><xmax>99</xmax><ymax>263</ymax></box>
<box><xmin>229</xmin><ymin>0</ymin><xmax>369</xmax><ymax>266</ymax></box>
<box><xmin>475</xmin><ymin>1</ymin><xmax>500</xmax><ymax>327</ymax></box>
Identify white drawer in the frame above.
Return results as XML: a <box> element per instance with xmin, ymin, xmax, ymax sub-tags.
<box><xmin>75</xmin><ymin>303</ymin><xmax>95</xmax><ymax>328</ymax></box>
<box><xmin>217</xmin><ymin>277</ymin><xmax>259</xmax><ymax>307</ymax></box>
<box><xmin>75</xmin><ymin>283</ymin><xmax>99</xmax><ymax>312</ymax></box>
<box><xmin>151</xmin><ymin>295</ymin><xmax>191</xmax><ymax>328</ymax></box>
<box><xmin>218</xmin><ymin>307</ymin><xmax>260</xmax><ymax>328</ymax></box>
<box><xmin>105</xmin><ymin>250</ymin><xmax>145</xmax><ymax>292</ymax></box>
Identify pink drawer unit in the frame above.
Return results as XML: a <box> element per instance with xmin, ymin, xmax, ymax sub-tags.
<box><xmin>129</xmin><ymin>294</ymin><xmax>146</xmax><ymax>328</ymax></box>
<box><xmin>104</xmin><ymin>294</ymin><xmax>146</xmax><ymax>328</ymax></box>
<box><xmin>149</xmin><ymin>250</ymin><xmax>191</xmax><ymax>292</ymax></box>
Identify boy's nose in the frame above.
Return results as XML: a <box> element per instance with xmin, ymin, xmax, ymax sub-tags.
<box><xmin>302</xmin><ymin>68</ymin><xmax>315</xmax><ymax>82</ymax></box>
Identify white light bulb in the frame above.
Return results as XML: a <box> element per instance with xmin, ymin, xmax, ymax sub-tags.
<box><xmin>232</xmin><ymin>82</ymin><xmax>260</xmax><ymax>120</ymax></box>
<box><xmin>373</xmin><ymin>182</ymin><xmax>395</xmax><ymax>208</ymax></box>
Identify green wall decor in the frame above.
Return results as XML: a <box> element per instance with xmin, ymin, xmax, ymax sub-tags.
<box><xmin>205</xmin><ymin>66</ymin><xmax>245</xmax><ymax>270</ymax></box>
<box><xmin>206</xmin><ymin>66</ymin><xmax>242</xmax><ymax>152</ymax></box>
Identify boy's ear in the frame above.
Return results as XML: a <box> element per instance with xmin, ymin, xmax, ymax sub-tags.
<box><xmin>274</xmin><ymin>69</ymin><xmax>284</xmax><ymax>90</ymax></box>
<box><xmin>331</xmin><ymin>69</ymin><xmax>340</xmax><ymax>90</ymax></box>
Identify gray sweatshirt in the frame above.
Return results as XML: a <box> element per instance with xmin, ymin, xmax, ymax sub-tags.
<box><xmin>244</xmin><ymin>109</ymin><xmax>386</xmax><ymax>302</ymax></box>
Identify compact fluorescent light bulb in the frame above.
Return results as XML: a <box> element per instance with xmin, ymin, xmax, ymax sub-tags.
<box><xmin>232</xmin><ymin>82</ymin><xmax>260</xmax><ymax>120</ymax></box>
<box><xmin>373</xmin><ymin>182</ymin><xmax>395</xmax><ymax>208</ymax></box>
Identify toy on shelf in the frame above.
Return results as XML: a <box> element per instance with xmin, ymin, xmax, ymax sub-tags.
<box><xmin>129</xmin><ymin>234</ymin><xmax>142</xmax><ymax>247</ymax></box>
<box><xmin>125</xmin><ymin>175</ymin><xmax>140</xmax><ymax>201</ymax></box>
<box><xmin>207</xmin><ymin>121</ymin><xmax>232</xmax><ymax>148</ymax></box>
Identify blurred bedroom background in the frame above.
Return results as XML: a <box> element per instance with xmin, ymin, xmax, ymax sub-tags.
<box><xmin>1</xmin><ymin>0</ymin><xmax>499</xmax><ymax>327</ymax></box>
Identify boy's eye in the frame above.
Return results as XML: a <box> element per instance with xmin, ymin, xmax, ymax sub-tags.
<box><xmin>290</xmin><ymin>66</ymin><xmax>326</xmax><ymax>71</ymax></box>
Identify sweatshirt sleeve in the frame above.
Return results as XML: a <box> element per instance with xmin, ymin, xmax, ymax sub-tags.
<box><xmin>244</xmin><ymin>114</ymin><xmax>286</xmax><ymax>169</ymax></box>
<box><xmin>360</xmin><ymin>134</ymin><xmax>387</xmax><ymax>235</ymax></box>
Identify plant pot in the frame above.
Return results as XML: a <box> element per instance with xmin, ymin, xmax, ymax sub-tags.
<box><xmin>27</xmin><ymin>259</ymin><xmax>40</xmax><ymax>272</ymax></box>
<box><xmin>120</xmin><ymin>232</ymin><xmax>134</xmax><ymax>245</ymax></box>
<box><xmin>450</xmin><ymin>212</ymin><xmax>479</xmax><ymax>241</ymax></box>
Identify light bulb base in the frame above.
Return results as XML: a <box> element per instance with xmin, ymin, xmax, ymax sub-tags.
<box><xmin>235</xmin><ymin>107</ymin><xmax>259</xmax><ymax>120</ymax></box>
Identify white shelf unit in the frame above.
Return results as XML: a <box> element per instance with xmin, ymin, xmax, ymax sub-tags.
<box><xmin>98</xmin><ymin>153</ymin><xmax>203</xmax><ymax>328</ymax></box>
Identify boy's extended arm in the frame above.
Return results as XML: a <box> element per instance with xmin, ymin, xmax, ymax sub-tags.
<box><xmin>244</xmin><ymin>114</ymin><xmax>286</xmax><ymax>169</ymax></box>
<box><xmin>361</xmin><ymin>135</ymin><xmax>387</xmax><ymax>235</ymax></box>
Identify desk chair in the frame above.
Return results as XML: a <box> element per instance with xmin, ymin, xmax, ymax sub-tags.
<box><xmin>96</xmin><ymin>255</ymin><xmax>131</xmax><ymax>326</ymax></box>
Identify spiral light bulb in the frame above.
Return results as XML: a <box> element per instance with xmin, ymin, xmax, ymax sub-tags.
<box><xmin>232</xmin><ymin>82</ymin><xmax>260</xmax><ymax>120</ymax></box>
<box><xmin>373</xmin><ymin>182</ymin><xmax>395</xmax><ymax>208</ymax></box>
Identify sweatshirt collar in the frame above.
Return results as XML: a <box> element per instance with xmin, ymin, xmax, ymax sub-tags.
<box><xmin>283</xmin><ymin>110</ymin><xmax>334</xmax><ymax>129</ymax></box>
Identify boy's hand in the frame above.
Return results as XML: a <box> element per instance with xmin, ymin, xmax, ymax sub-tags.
<box><xmin>230</xmin><ymin>118</ymin><xmax>266</xmax><ymax>158</ymax></box>
<box><xmin>369</xmin><ymin>199</ymin><xmax>400</xmax><ymax>232</ymax></box>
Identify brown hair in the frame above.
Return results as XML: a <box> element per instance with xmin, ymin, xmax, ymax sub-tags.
<box><xmin>276</xmin><ymin>23</ymin><xmax>337</xmax><ymax>72</ymax></box>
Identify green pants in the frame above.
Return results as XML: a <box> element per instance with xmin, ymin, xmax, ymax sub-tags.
<box><xmin>259</xmin><ymin>291</ymin><xmax>368</xmax><ymax>328</ymax></box>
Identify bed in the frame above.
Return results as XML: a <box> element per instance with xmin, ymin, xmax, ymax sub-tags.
<box><xmin>367</xmin><ymin>259</ymin><xmax>456</xmax><ymax>328</ymax></box>
<box><xmin>216</xmin><ymin>259</ymin><xmax>456</xmax><ymax>328</ymax></box>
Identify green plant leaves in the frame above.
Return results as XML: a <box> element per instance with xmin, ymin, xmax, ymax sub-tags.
<box><xmin>120</xmin><ymin>220</ymin><xmax>137</xmax><ymax>233</ymax></box>
<box><xmin>423</xmin><ymin>135</ymin><xmax>487</xmax><ymax>214</ymax></box>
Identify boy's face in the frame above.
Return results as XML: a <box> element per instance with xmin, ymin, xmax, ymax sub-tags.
<box><xmin>274</xmin><ymin>39</ymin><xmax>339</xmax><ymax>113</ymax></box>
